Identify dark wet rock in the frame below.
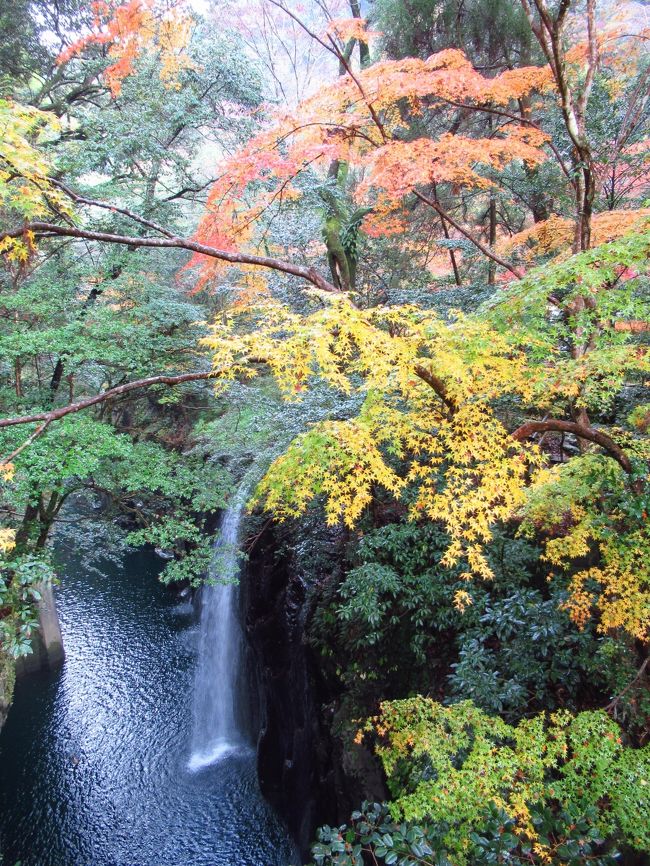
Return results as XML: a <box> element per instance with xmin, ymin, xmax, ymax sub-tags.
<box><xmin>0</xmin><ymin>650</ymin><xmax>14</xmax><ymax>732</ymax></box>
<box><xmin>244</xmin><ymin>523</ymin><xmax>376</xmax><ymax>859</ymax></box>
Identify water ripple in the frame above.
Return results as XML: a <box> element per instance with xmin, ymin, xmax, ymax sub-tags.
<box><xmin>0</xmin><ymin>549</ymin><xmax>297</xmax><ymax>866</ymax></box>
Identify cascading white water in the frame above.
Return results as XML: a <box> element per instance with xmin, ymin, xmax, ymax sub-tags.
<box><xmin>188</xmin><ymin>496</ymin><xmax>250</xmax><ymax>771</ymax></box>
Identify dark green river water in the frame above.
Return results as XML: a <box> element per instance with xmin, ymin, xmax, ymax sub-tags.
<box><xmin>0</xmin><ymin>547</ymin><xmax>296</xmax><ymax>866</ymax></box>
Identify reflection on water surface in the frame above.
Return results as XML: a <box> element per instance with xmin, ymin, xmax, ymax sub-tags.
<box><xmin>0</xmin><ymin>549</ymin><xmax>295</xmax><ymax>866</ymax></box>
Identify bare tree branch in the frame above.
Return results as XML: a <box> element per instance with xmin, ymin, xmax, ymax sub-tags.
<box><xmin>605</xmin><ymin>657</ymin><xmax>649</xmax><ymax>713</ymax></box>
<box><xmin>0</xmin><ymin>372</ymin><xmax>218</xmax><ymax>434</ymax></box>
<box><xmin>2</xmin><ymin>223</ymin><xmax>339</xmax><ymax>294</ymax></box>
<box><xmin>414</xmin><ymin>191</ymin><xmax>523</xmax><ymax>278</ymax></box>
<box><xmin>52</xmin><ymin>181</ymin><xmax>176</xmax><ymax>238</ymax></box>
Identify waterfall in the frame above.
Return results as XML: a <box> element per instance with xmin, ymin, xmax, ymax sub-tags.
<box><xmin>188</xmin><ymin>494</ymin><xmax>251</xmax><ymax>771</ymax></box>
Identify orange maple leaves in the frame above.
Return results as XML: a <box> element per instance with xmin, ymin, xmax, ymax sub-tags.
<box><xmin>58</xmin><ymin>0</ymin><xmax>194</xmax><ymax>96</ymax></box>
<box><xmin>359</xmin><ymin>129</ymin><xmax>548</xmax><ymax>200</ymax></box>
<box><xmin>326</xmin><ymin>17</ymin><xmax>380</xmax><ymax>44</ymax></box>
<box><xmin>54</xmin><ymin>0</ymin><xmax>558</xmax><ymax>289</ymax></box>
<box><xmin>187</xmin><ymin>48</ymin><xmax>555</xmax><ymax>287</ymax></box>
<box><xmin>500</xmin><ymin>210</ymin><xmax>650</xmax><ymax>259</ymax></box>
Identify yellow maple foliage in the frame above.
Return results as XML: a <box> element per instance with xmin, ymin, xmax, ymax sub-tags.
<box><xmin>201</xmin><ymin>224</ymin><xmax>650</xmax><ymax>639</ymax></box>
<box><xmin>203</xmin><ymin>297</ymin><xmax>544</xmax><ymax>581</ymax></box>
<box><xmin>0</xmin><ymin>100</ymin><xmax>72</xmax><ymax>260</ymax></box>
<box><xmin>0</xmin><ymin>528</ymin><xmax>15</xmax><ymax>554</ymax></box>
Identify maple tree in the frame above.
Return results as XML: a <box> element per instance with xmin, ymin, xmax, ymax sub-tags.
<box><xmin>1</xmin><ymin>0</ymin><xmax>648</xmax><ymax>642</ymax></box>
<box><xmin>57</xmin><ymin>0</ymin><xmax>196</xmax><ymax>97</ymax></box>
<box><xmin>201</xmin><ymin>223</ymin><xmax>650</xmax><ymax>637</ymax></box>
<box><xmin>0</xmin><ymin>2</ymin><xmax>649</xmax><ymax>862</ymax></box>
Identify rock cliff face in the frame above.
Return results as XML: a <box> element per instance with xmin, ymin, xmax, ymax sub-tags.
<box><xmin>244</xmin><ymin>525</ymin><xmax>343</xmax><ymax>859</ymax></box>
<box><xmin>16</xmin><ymin>581</ymin><xmax>65</xmax><ymax>675</ymax></box>
<box><xmin>0</xmin><ymin>650</ymin><xmax>15</xmax><ymax>732</ymax></box>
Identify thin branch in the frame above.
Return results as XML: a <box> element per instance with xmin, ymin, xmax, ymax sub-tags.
<box><xmin>0</xmin><ymin>420</ymin><xmax>52</xmax><ymax>465</ymax></box>
<box><xmin>269</xmin><ymin>0</ymin><xmax>388</xmax><ymax>143</ymax></box>
<box><xmin>266</xmin><ymin>0</ymin><xmax>337</xmax><ymax>58</ymax></box>
<box><xmin>414</xmin><ymin>191</ymin><xmax>523</xmax><ymax>278</ymax></box>
<box><xmin>605</xmin><ymin>657</ymin><xmax>649</xmax><ymax>713</ymax></box>
<box><xmin>577</xmin><ymin>0</ymin><xmax>599</xmax><ymax>120</ymax></box>
<box><xmin>325</xmin><ymin>33</ymin><xmax>388</xmax><ymax>143</ymax></box>
<box><xmin>161</xmin><ymin>177</ymin><xmax>219</xmax><ymax>203</ymax></box>
<box><xmin>52</xmin><ymin>180</ymin><xmax>176</xmax><ymax>238</ymax></box>
<box><xmin>0</xmin><ymin>372</ymin><xmax>218</xmax><ymax>432</ymax></box>
<box><xmin>235</xmin><ymin>153</ymin><xmax>325</xmax><ymax>236</ymax></box>
<box><xmin>2</xmin><ymin>223</ymin><xmax>339</xmax><ymax>294</ymax></box>
<box><xmin>276</xmin><ymin>120</ymin><xmax>381</xmax><ymax>149</ymax></box>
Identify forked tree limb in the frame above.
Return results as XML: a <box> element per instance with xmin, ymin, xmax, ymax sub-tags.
<box><xmin>512</xmin><ymin>418</ymin><xmax>633</xmax><ymax>473</ymax></box>
<box><xmin>1</xmin><ymin>372</ymin><xmax>637</xmax><ymax>482</ymax></box>
<box><xmin>605</xmin><ymin>657</ymin><xmax>649</xmax><ymax>713</ymax></box>
<box><xmin>414</xmin><ymin>191</ymin><xmax>523</xmax><ymax>278</ymax></box>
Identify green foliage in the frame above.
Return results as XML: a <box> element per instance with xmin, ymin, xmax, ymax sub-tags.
<box><xmin>126</xmin><ymin>520</ymin><xmax>215</xmax><ymax>587</ymax></box>
<box><xmin>2</xmin><ymin>418</ymin><xmax>132</xmax><ymax>501</ymax></box>
<box><xmin>319</xmin><ymin>521</ymin><xmax>467</xmax><ymax>696</ymax></box>
<box><xmin>0</xmin><ymin>0</ymin><xmax>93</xmax><ymax>98</ymax></box>
<box><xmin>78</xmin><ymin>438</ymin><xmax>228</xmax><ymax>584</ymax></box>
<box><xmin>311</xmin><ymin>518</ymin><xmax>613</xmax><ymax>718</ymax></box>
<box><xmin>312</xmin><ymin>801</ymin><xmax>619</xmax><ymax>866</ymax></box>
<box><xmin>0</xmin><ymin>552</ymin><xmax>54</xmax><ymax>657</ymax></box>
<box><xmin>0</xmin><ymin>17</ymin><xmax>262</xmax><ymax>630</ymax></box>
<box><xmin>340</xmin><ymin>698</ymin><xmax>650</xmax><ymax>862</ymax></box>
<box><xmin>486</xmin><ymin>229</ymin><xmax>650</xmax><ymax>407</ymax></box>
<box><xmin>59</xmin><ymin>26</ymin><xmax>261</xmax><ymax>215</ymax></box>
<box><xmin>0</xmin><ymin>259</ymin><xmax>209</xmax><ymax>379</ymax></box>
<box><xmin>371</xmin><ymin>0</ymin><xmax>532</xmax><ymax>64</ymax></box>
<box><xmin>448</xmin><ymin>586</ymin><xmax>605</xmax><ymax>719</ymax></box>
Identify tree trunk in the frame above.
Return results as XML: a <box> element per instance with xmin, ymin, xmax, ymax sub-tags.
<box><xmin>487</xmin><ymin>194</ymin><xmax>497</xmax><ymax>285</ymax></box>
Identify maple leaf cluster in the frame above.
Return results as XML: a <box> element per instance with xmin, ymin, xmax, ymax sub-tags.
<box><xmin>188</xmin><ymin>47</ymin><xmax>554</xmax><ymax>288</ymax></box>
<box><xmin>58</xmin><ymin>0</ymin><xmax>194</xmax><ymax>96</ymax></box>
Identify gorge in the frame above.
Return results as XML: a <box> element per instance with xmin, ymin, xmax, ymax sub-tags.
<box><xmin>0</xmin><ymin>531</ymin><xmax>298</xmax><ymax>865</ymax></box>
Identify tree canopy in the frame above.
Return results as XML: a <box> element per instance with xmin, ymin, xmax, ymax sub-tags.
<box><xmin>0</xmin><ymin>0</ymin><xmax>648</xmax><ymax>860</ymax></box>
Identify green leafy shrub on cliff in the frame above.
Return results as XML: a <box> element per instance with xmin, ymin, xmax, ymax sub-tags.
<box><xmin>313</xmin><ymin>801</ymin><xmax>619</xmax><ymax>866</ymax></box>
<box><xmin>312</xmin><ymin>698</ymin><xmax>650</xmax><ymax>865</ymax></box>
<box><xmin>0</xmin><ymin>551</ymin><xmax>54</xmax><ymax>658</ymax></box>
<box><xmin>311</xmin><ymin>520</ymin><xmax>611</xmax><ymax>716</ymax></box>
<box><xmin>0</xmin><ymin>645</ymin><xmax>16</xmax><ymax>730</ymax></box>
